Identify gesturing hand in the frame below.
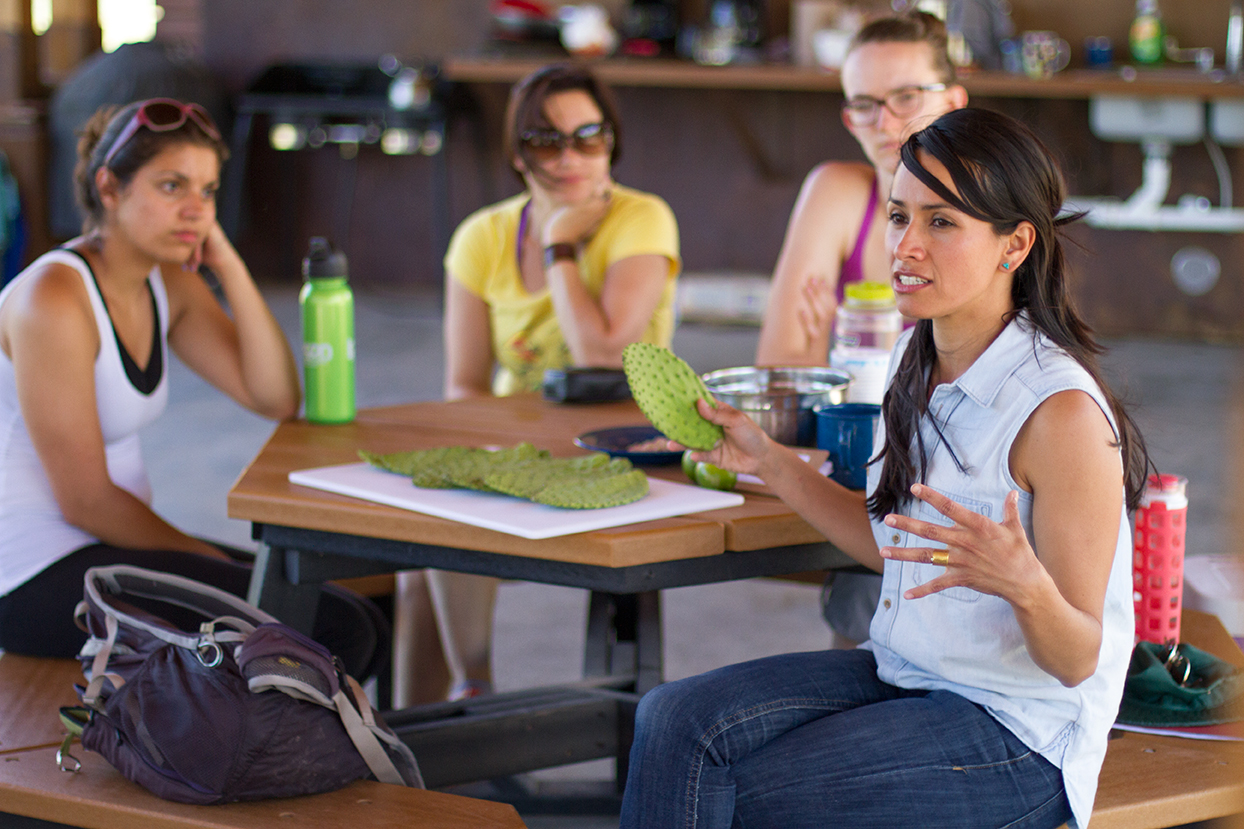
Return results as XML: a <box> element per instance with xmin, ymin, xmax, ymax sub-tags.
<box><xmin>879</xmin><ymin>484</ymin><xmax>1045</xmax><ymax>602</ymax></box>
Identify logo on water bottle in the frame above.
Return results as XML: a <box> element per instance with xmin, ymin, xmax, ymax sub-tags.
<box><xmin>304</xmin><ymin>342</ymin><xmax>333</xmax><ymax>367</ymax></box>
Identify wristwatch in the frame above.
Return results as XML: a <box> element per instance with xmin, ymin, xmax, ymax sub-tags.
<box><xmin>543</xmin><ymin>242</ymin><xmax>577</xmax><ymax>268</ymax></box>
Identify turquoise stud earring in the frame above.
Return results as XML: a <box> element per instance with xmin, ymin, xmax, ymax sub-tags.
<box><xmin>1002</xmin><ymin>262</ymin><xmax>1010</xmax><ymax>270</ymax></box>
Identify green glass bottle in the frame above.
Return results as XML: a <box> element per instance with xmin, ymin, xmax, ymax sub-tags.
<box><xmin>1129</xmin><ymin>0</ymin><xmax>1165</xmax><ymax>65</ymax></box>
<box><xmin>299</xmin><ymin>237</ymin><xmax>355</xmax><ymax>424</ymax></box>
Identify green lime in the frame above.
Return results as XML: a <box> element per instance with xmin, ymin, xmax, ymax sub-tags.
<box><xmin>693</xmin><ymin>461</ymin><xmax>737</xmax><ymax>492</ymax></box>
<box><xmin>682</xmin><ymin>449</ymin><xmax>699</xmax><ymax>482</ymax></box>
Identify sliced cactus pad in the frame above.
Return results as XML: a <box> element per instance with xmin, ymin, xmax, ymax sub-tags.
<box><xmin>534</xmin><ymin>469</ymin><xmax>649</xmax><ymax>508</ymax></box>
<box><xmin>359</xmin><ymin>444</ymin><xmax>647</xmax><ymax>509</ymax></box>
<box><xmin>622</xmin><ymin>343</ymin><xmax>723</xmax><ymax>451</ymax></box>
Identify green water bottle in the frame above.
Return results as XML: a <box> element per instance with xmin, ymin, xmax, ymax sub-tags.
<box><xmin>300</xmin><ymin>237</ymin><xmax>355</xmax><ymax>424</ymax></box>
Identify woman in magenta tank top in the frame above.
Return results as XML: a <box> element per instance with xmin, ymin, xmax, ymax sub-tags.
<box><xmin>756</xmin><ymin>12</ymin><xmax>967</xmax><ymax>367</ymax></box>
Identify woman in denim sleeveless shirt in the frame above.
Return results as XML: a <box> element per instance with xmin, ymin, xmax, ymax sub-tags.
<box><xmin>621</xmin><ymin>109</ymin><xmax>1150</xmax><ymax>829</ymax></box>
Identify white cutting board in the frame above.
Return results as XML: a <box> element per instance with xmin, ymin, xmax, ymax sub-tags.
<box><xmin>288</xmin><ymin>462</ymin><xmax>745</xmax><ymax>540</ymax></box>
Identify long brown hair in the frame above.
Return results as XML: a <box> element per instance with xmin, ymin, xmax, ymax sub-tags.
<box><xmin>867</xmin><ymin>108</ymin><xmax>1152</xmax><ymax>519</ymax></box>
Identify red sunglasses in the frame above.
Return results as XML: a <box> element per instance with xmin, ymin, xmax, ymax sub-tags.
<box><xmin>101</xmin><ymin>98</ymin><xmax>222</xmax><ymax>167</ymax></box>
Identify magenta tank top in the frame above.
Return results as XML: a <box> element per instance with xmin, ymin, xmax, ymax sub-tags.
<box><xmin>838</xmin><ymin>179</ymin><xmax>878</xmax><ymax>303</ymax></box>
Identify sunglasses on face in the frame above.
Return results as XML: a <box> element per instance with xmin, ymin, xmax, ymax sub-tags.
<box><xmin>841</xmin><ymin>84</ymin><xmax>948</xmax><ymax>127</ymax></box>
<box><xmin>101</xmin><ymin>98</ymin><xmax>222</xmax><ymax>168</ymax></box>
<box><xmin>520</xmin><ymin>122</ymin><xmax>614</xmax><ymax>164</ymax></box>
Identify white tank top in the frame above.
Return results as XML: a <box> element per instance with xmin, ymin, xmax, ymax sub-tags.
<box><xmin>0</xmin><ymin>249</ymin><xmax>169</xmax><ymax>595</ymax></box>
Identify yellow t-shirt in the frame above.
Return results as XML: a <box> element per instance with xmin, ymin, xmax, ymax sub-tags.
<box><xmin>445</xmin><ymin>185</ymin><xmax>681</xmax><ymax>396</ymax></box>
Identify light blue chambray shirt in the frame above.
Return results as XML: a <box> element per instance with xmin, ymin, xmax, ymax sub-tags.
<box><xmin>862</xmin><ymin>313</ymin><xmax>1133</xmax><ymax>829</ymax></box>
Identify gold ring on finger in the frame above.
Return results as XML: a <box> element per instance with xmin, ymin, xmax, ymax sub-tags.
<box><xmin>930</xmin><ymin>550</ymin><xmax>950</xmax><ymax>567</ymax></box>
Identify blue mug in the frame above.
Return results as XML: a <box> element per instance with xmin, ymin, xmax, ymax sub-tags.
<box><xmin>1085</xmin><ymin>36</ymin><xmax>1113</xmax><ymax>69</ymax></box>
<box><xmin>815</xmin><ymin>403</ymin><xmax>881</xmax><ymax>490</ymax></box>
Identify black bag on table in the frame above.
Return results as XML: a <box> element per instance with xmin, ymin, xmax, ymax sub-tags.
<box><xmin>58</xmin><ymin>564</ymin><xmax>422</xmax><ymax>804</ymax></box>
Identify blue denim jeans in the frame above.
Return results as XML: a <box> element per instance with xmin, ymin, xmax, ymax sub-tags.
<box><xmin>620</xmin><ymin>649</ymin><xmax>1072</xmax><ymax>829</ymax></box>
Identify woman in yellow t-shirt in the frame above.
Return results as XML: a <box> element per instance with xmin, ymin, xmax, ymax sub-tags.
<box><xmin>394</xmin><ymin>64</ymin><xmax>681</xmax><ymax>704</ymax></box>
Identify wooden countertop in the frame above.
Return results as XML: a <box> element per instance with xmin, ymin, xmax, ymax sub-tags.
<box><xmin>443</xmin><ymin>55</ymin><xmax>1244</xmax><ymax>99</ymax></box>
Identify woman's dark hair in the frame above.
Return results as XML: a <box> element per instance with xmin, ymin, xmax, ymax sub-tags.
<box><xmin>848</xmin><ymin>11</ymin><xmax>955</xmax><ymax>86</ymax></box>
<box><xmin>868</xmin><ymin>107</ymin><xmax>1151</xmax><ymax>520</ymax></box>
<box><xmin>74</xmin><ymin>100</ymin><xmax>228</xmax><ymax>233</ymax></box>
<box><xmin>503</xmin><ymin>63</ymin><xmax>622</xmax><ymax>185</ymax></box>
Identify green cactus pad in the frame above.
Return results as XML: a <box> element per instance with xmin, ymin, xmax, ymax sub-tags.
<box><xmin>483</xmin><ymin>453</ymin><xmax>613</xmax><ymax>499</ymax></box>
<box><xmin>442</xmin><ymin>443</ymin><xmax>548</xmax><ymax>490</ymax></box>
<box><xmin>359</xmin><ymin>446</ymin><xmax>461</xmax><ymax>477</ymax></box>
<box><xmin>622</xmin><ymin>343</ymin><xmax>723</xmax><ymax>450</ymax></box>
<box><xmin>534</xmin><ymin>468</ymin><xmax>649</xmax><ymax>509</ymax></box>
<box><xmin>360</xmin><ymin>444</ymin><xmax>646</xmax><ymax>509</ymax></box>
<box><xmin>361</xmin><ymin>444</ymin><xmax>548</xmax><ymax>490</ymax></box>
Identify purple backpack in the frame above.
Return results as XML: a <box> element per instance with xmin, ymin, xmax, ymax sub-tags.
<box><xmin>58</xmin><ymin>565</ymin><xmax>422</xmax><ymax>804</ymax></box>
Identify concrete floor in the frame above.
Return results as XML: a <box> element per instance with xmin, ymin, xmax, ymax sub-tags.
<box><xmin>141</xmin><ymin>284</ymin><xmax>1241</xmax><ymax>828</ymax></box>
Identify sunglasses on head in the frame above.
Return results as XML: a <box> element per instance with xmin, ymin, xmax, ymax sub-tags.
<box><xmin>520</xmin><ymin>122</ymin><xmax>614</xmax><ymax>164</ymax></box>
<box><xmin>101</xmin><ymin>98</ymin><xmax>222</xmax><ymax>168</ymax></box>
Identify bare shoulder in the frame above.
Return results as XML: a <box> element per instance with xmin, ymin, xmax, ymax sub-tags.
<box><xmin>4</xmin><ymin>261</ymin><xmax>93</xmax><ymax>327</ymax></box>
<box><xmin>0</xmin><ymin>261</ymin><xmax>96</xmax><ymax>355</ymax></box>
<box><xmin>777</xmin><ymin>160</ymin><xmax>875</xmax><ymax>261</ymax></box>
<box><xmin>800</xmin><ymin>161</ymin><xmax>875</xmax><ymax>205</ymax></box>
<box><xmin>1012</xmin><ymin>388</ymin><xmax>1119</xmax><ymax>491</ymax></box>
<box><xmin>1027</xmin><ymin>389</ymin><xmax>1115</xmax><ymax>441</ymax></box>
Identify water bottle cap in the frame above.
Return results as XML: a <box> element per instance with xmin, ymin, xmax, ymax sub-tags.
<box><xmin>1145</xmin><ymin>473</ymin><xmax>1187</xmax><ymax>494</ymax></box>
<box><xmin>844</xmin><ymin>281</ymin><xmax>896</xmax><ymax>305</ymax></box>
<box><xmin>302</xmin><ymin>237</ymin><xmax>349</xmax><ymax>280</ymax></box>
<box><xmin>1139</xmin><ymin>473</ymin><xmax>1188</xmax><ymax>510</ymax></box>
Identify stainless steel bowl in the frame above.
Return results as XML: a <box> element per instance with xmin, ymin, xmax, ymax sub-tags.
<box><xmin>700</xmin><ymin>366</ymin><xmax>852</xmax><ymax>446</ymax></box>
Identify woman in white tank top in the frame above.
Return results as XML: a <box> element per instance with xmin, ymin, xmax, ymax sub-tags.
<box><xmin>0</xmin><ymin>101</ymin><xmax>390</xmax><ymax>671</ymax></box>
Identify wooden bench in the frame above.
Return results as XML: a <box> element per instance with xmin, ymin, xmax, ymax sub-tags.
<box><xmin>1061</xmin><ymin>609</ymin><xmax>1244</xmax><ymax>829</ymax></box>
<box><xmin>0</xmin><ymin>654</ymin><xmax>526</xmax><ymax>829</ymax></box>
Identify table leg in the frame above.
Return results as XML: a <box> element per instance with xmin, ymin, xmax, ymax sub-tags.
<box><xmin>583</xmin><ymin>590</ymin><xmax>663</xmax><ymax>693</ymax></box>
<box><xmin>246</xmin><ymin>543</ymin><xmax>323</xmax><ymax>634</ymax></box>
<box><xmin>584</xmin><ymin>589</ymin><xmax>662</xmax><ymax>792</ymax></box>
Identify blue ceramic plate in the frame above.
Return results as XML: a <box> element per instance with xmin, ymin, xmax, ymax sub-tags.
<box><xmin>574</xmin><ymin>425</ymin><xmax>681</xmax><ymax>465</ymax></box>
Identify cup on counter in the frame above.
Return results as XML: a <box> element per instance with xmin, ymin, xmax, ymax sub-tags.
<box><xmin>1085</xmin><ymin>36</ymin><xmax>1114</xmax><ymax>69</ymax></box>
<box><xmin>814</xmin><ymin>403</ymin><xmax>880</xmax><ymax>490</ymax></box>
<box><xmin>1021</xmin><ymin>31</ymin><xmax>1070</xmax><ymax>80</ymax></box>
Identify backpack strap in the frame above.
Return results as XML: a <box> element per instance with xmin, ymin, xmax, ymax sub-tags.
<box><xmin>332</xmin><ymin>676</ymin><xmax>424</xmax><ymax>788</ymax></box>
<box><xmin>82</xmin><ymin>612</ymin><xmax>127</xmax><ymax>709</ymax></box>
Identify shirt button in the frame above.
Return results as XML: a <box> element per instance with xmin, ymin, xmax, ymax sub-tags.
<box><xmin>891</xmin><ymin>533</ymin><xmax>901</xmax><ymax>544</ymax></box>
<box><xmin>883</xmin><ymin>599</ymin><xmax>892</xmax><ymax>609</ymax></box>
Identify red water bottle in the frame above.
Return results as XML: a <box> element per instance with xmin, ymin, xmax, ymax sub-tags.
<box><xmin>1133</xmin><ymin>474</ymin><xmax>1188</xmax><ymax>644</ymax></box>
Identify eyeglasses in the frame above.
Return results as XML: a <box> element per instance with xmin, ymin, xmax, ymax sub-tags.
<box><xmin>519</xmin><ymin>122</ymin><xmax>614</xmax><ymax>164</ymax></box>
<box><xmin>101</xmin><ymin>98</ymin><xmax>222</xmax><ymax>168</ymax></box>
<box><xmin>841</xmin><ymin>84</ymin><xmax>948</xmax><ymax>127</ymax></box>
